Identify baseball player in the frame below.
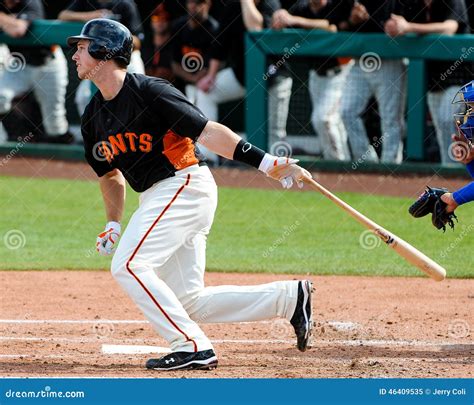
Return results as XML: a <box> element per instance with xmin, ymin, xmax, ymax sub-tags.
<box><xmin>0</xmin><ymin>0</ymin><xmax>72</xmax><ymax>144</ymax></box>
<box><xmin>409</xmin><ymin>81</ymin><xmax>474</xmax><ymax>229</ymax></box>
<box><xmin>68</xmin><ymin>19</ymin><xmax>314</xmax><ymax>371</ymax></box>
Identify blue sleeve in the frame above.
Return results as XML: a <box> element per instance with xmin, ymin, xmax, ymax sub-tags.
<box><xmin>466</xmin><ymin>161</ymin><xmax>474</xmax><ymax>178</ymax></box>
<box><xmin>453</xmin><ymin>182</ymin><xmax>474</xmax><ymax>205</ymax></box>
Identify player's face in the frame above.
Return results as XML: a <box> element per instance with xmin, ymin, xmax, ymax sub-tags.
<box><xmin>72</xmin><ymin>40</ymin><xmax>99</xmax><ymax>80</ymax></box>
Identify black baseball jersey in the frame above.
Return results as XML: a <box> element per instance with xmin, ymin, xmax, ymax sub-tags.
<box><xmin>171</xmin><ymin>15</ymin><xmax>219</xmax><ymax>83</ymax></box>
<box><xmin>82</xmin><ymin>73</ymin><xmax>209</xmax><ymax>192</ymax></box>
<box><xmin>211</xmin><ymin>0</ymin><xmax>280</xmax><ymax>85</ymax></box>
<box><xmin>289</xmin><ymin>0</ymin><xmax>353</xmax><ymax>75</ymax></box>
<box><xmin>397</xmin><ymin>0</ymin><xmax>472</xmax><ymax>91</ymax></box>
<box><xmin>65</xmin><ymin>0</ymin><xmax>144</xmax><ymax>40</ymax></box>
<box><xmin>0</xmin><ymin>0</ymin><xmax>53</xmax><ymax>65</ymax></box>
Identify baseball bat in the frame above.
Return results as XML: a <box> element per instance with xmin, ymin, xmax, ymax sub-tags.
<box><xmin>303</xmin><ymin>177</ymin><xmax>446</xmax><ymax>281</ymax></box>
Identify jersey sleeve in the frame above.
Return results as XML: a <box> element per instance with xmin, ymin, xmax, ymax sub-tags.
<box><xmin>453</xmin><ymin>182</ymin><xmax>474</xmax><ymax>206</ymax></box>
<box><xmin>81</xmin><ymin>105</ymin><xmax>114</xmax><ymax>177</ymax></box>
<box><xmin>145</xmin><ymin>79</ymin><xmax>209</xmax><ymax>141</ymax></box>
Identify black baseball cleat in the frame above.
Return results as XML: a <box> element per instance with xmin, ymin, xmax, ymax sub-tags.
<box><xmin>290</xmin><ymin>280</ymin><xmax>313</xmax><ymax>352</ymax></box>
<box><xmin>146</xmin><ymin>349</ymin><xmax>218</xmax><ymax>371</ymax></box>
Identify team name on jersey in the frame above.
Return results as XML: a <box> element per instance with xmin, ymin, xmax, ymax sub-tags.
<box><xmin>100</xmin><ymin>132</ymin><xmax>153</xmax><ymax>163</ymax></box>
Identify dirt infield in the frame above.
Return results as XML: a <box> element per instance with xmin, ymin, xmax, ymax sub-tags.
<box><xmin>1</xmin><ymin>271</ymin><xmax>472</xmax><ymax>378</ymax></box>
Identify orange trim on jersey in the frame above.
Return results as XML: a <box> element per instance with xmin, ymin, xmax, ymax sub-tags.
<box><xmin>125</xmin><ymin>174</ymin><xmax>197</xmax><ymax>352</ymax></box>
<box><xmin>162</xmin><ymin>130</ymin><xmax>199</xmax><ymax>170</ymax></box>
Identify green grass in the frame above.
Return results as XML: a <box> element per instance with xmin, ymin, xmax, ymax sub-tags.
<box><xmin>1</xmin><ymin>176</ymin><xmax>473</xmax><ymax>278</ymax></box>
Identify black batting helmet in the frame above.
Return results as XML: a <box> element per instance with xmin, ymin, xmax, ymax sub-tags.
<box><xmin>67</xmin><ymin>18</ymin><xmax>133</xmax><ymax>66</ymax></box>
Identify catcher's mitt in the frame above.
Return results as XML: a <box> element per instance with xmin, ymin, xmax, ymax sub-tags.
<box><xmin>408</xmin><ymin>186</ymin><xmax>458</xmax><ymax>231</ymax></box>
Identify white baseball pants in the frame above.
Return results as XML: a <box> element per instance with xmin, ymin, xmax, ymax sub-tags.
<box><xmin>0</xmin><ymin>47</ymin><xmax>68</xmax><ymax>136</ymax></box>
<box><xmin>427</xmin><ymin>86</ymin><xmax>464</xmax><ymax>165</ymax></box>
<box><xmin>111</xmin><ymin>164</ymin><xmax>299</xmax><ymax>352</ymax></box>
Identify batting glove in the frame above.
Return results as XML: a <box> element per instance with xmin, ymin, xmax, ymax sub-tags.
<box><xmin>258</xmin><ymin>153</ymin><xmax>312</xmax><ymax>189</ymax></box>
<box><xmin>96</xmin><ymin>221</ymin><xmax>121</xmax><ymax>256</ymax></box>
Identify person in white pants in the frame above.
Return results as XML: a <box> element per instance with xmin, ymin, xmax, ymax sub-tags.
<box><xmin>195</xmin><ymin>0</ymin><xmax>293</xmax><ymax>157</ymax></box>
<box><xmin>384</xmin><ymin>2</ymin><xmax>471</xmax><ymax>165</ymax></box>
<box><xmin>340</xmin><ymin>59</ymin><xmax>406</xmax><ymax>164</ymax></box>
<box><xmin>0</xmin><ymin>0</ymin><xmax>71</xmax><ymax>143</ymax></box>
<box><xmin>271</xmin><ymin>0</ymin><xmax>355</xmax><ymax>161</ymax></box>
<box><xmin>69</xmin><ymin>18</ymin><xmax>314</xmax><ymax>371</ymax></box>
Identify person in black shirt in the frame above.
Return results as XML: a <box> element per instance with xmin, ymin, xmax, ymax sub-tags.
<box><xmin>339</xmin><ymin>0</ymin><xmax>407</xmax><ymax>163</ymax></box>
<box><xmin>146</xmin><ymin>4</ymin><xmax>174</xmax><ymax>83</ymax></box>
<box><xmin>385</xmin><ymin>0</ymin><xmax>473</xmax><ymax>164</ymax></box>
<box><xmin>170</xmin><ymin>0</ymin><xmax>220</xmax><ymax>164</ymax></box>
<box><xmin>59</xmin><ymin>0</ymin><xmax>145</xmax><ymax>115</ymax></box>
<box><xmin>272</xmin><ymin>0</ymin><xmax>353</xmax><ymax>161</ymax></box>
<box><xmin>69</xmin><ymin>18</ymin><xmax>314</xmax><ymax>371</ymax></box>
<box><xmin>0</xmin><ymin>0</ymin><xmax>73</xmax><ymax>144</ymax></box>
<box><xmin>196</xmin><ymin>0</ymin><xmax>294</xmax><ymax>153</ymax></box>
<box><xmin>171</xmin><ymin>0</ymin><xmax>218</xmax><ymax>90</ymax></box>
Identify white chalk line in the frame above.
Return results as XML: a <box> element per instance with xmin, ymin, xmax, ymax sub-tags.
<box><xmin>0</xmin><ymin>335</ymin><xmax>471</xmax><ymax>348</ymax></box>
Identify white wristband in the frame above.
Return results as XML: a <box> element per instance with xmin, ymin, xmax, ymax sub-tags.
<box><xmin>258</xmin><ymin>153</ymin><xmax>276</xmax><ymax>174</ymax></box>
<box><xmin>105</xmin><ymin>221</ymin><xmax>121</xmax><ymax>234</ymax></box>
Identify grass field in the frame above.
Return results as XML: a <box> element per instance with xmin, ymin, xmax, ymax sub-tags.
<box><xmin>1</xmin><ymin>176</ymin><xmax>472</xmax><ymax>278</ymax></box>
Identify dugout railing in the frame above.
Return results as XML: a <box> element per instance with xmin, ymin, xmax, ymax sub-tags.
<box><xmin>246</xmin><ymin>29</ymin><xmax>474</xmax><ymax>176</ymax></box>
<box><xmin>0</xmin><ymin>21</ymin><xmax>473</xmax><ymax>176</ymax></box>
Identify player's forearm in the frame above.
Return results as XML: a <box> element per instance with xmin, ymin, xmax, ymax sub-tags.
<box><xmin>99</xmin><ymin>169</ymin><xmax>126</xmax><ymax>223</ymax></box>
<box><xmin>58</xmin><ymin>10</ymin><xmax>95</xmax><ymax>22</ymax></box>
<box><xmin>171</xmin><ymin>62</ymin><xmax>207</xmax><ymax>83</ymax></box>
<box><xmin>240</xmin><ymin>0</ymin><xmax>264</xmax><ymax>31</ymax></box>
<box><xmin>290</xmin><ymin>16</ymin><xmax>331</xmax><ymax>30</ymax></box>
<box><xmin>406</xmin><ymin>20</ymin><xmax>458</xmax><ymax>35</ymax></box>
<box><xmin>207</xmin><ymin>59</ymin><xmax>221</xmax><ymax>78</ymax></box>
<box><xmin>132</xmin><ymin>35</ymin><xmax>141</xmax><ymax>51</ymax></box>
<box><xmin>0</xmin><ymin>13</ymin><xmax>28</xmax><ymax>37</ymax></box>
<box><xmin>198</xmin><ymin>121</ymin><xmax>241</xmax><ymax>160</ymax></box>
